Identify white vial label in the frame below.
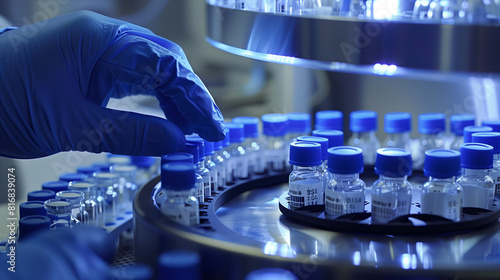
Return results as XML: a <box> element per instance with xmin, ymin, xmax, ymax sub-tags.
<box><xmin>288</xmin><ymin>179</ymin><xmax>324</xmax><ymax>208</ymax></box>
<box><xmin>325</xmin><ymin>191</ymin><xmax>364</xmax><ymax>216</ymax></box>
<box><xmin>266</xmin><ymin>149</ymin><xmax>286</xmax><ymax>171</ymax></box>
<box><xmin>195</xmin><ymin>185</ymin><xmax>204</xmax><ymax>203</ymax></box>
<box><xmin>371</xmin><ymin>193</ymin><xmax>411</xmax><ymax>223</ymax></box>
<box><xmin>462</xmin><ymin>185</ymin><xmax>494</xmax><ymax>209</ymax></box>
<box><xmin>161</xmin><ymin>204</ymin><xmax>199</xmax><ymax>226</ymax></box>
<box><xmin>421</xmin><ymin>192</ymin><xmax>461</xmax><ymax>221</ymax></box>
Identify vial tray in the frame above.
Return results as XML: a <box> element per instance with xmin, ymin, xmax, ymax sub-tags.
<box><xmin>278</xmin><ymin>189</ymin><xmax>500</xmax><ymax>235</ymax></box>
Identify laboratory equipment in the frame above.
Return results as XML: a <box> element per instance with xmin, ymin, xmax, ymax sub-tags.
<box><xmin>44</xmin><ymin>199</ymin><xmax>73</xmax><ymax>229</ymax></box>
<box><xmin>471</xmin><ymin>132</ymin><xmax>500</xmax><ymax>197</ymax></box>
<box><xmin>414</xmin><ymin>113</ymin><xmax>446</xmax><ymax>169</ymax></box>
<box><xmin>214</xmin><ymin>130</ymin><xmax>229</xmax><ymax>190</ymax></box>
<box><xmin>262</xmin><ymin>113</ymin><xmax>288</xmax><ymax>172</ymax></box>
<box><xmin>449</xmin><ymin>114</ymin><xmax>476</xmax><ymax>150</ymax></box>
<box><xmin>325</xmin><ymin>146</ymin><xmax>366</xmax><ymax>217</ymax></box>
<box><xmin>314</xmin><ymin>110</ymin><xmax>343</xmax><ymax>131</ymax></box>
<box><xmin>421</xmin><ymin>149</ymin><xmax>462</xmax><ymax>222</ymax></box>
<box><xmin>204</xmin><ymin>140</ymin><xmax>219</xmax><ymax>193</ymax></box>
<box><xmin>233</xmin><ymin>116</ymin><xmax>265</xmax><ymax>174</ymax></box>
<box><xmin>183</xmin><ymin>143</ymin><xmax>207</xmax><ymax>202</ymax></box>
<box><xmin>41</xmin><ymin>181</ymin><xmax>69</xmax><ymax>193</ymax></box>
<box><xmin>186</xmin><ymin>138</ymin><xmax>212</xmax><ymax>197</ymax></box>
<box><xmin>347</xmin><ymin>110</ymin><xmax>380</xmax><ymax>165</ymax></box>
<box><xmin>68</xmin><ymin>181</ymin><xmax>105</xmax><ymax>227</ymax></box>
<box><xmin>288</xmin><ymin>141</ymin><xmax>323</xmax><ymax>208</ymax></box>
<box><xmin>159</xmin><ymin>163</ymin><xmax>199</xmax><ymax>226</ymax></box>
<box><xmin>224</xmin><ymin>122</ymin><xmax>248</xmax><ymax>181</ymax></box>
<box><xmin>94</xmin><ymin>172</ymin><xmax>120</xmax><ymax>224</ymax></box>
<box><xmin>18</xmin><ymin>215</ymin><xmax>50</xmax><ymax>240</ymax></box>
<box><xmin>56</xmin><ymin>190</ymin><xmax>86</xmax><ymax>226</ymax></box>
<box><xmin>457</xmin><ymin>143</ymin><xmax>495</xmax><ymax>209</ymax></box>
<box><xmin>19</xmin><ymin>201</ymin><xmax>47</xmax><ymax>218</ymax></box>
<box><xmin>27</xmin><ymin>190</ymin><xmax>56</xmax><ymax>202</ymax></box>
<box><xmin>159</xmin><ymin>152</ymin><xmax>203</xmax><ymax>204</ymax></box>
<box><xmin>463</xmin><ymin>125</ymin><xmax>493</xmax><ymax>143</ymax></box>
<box><xmin>371</xmin><ymin>148</ymin><xmax>413</xmax><ymax>223</ymax></box>
<box><xmin>312</xmin><ymin>129</ymin><xmax>344</xmax><ymax>147</ymax></box>
<box><xmin>382</xmin><ymin>112</ymin><xmax>412</xmax><ymax>152</ymax></box>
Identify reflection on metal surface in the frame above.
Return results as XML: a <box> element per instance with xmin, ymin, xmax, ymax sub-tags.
<box><xmin>206</xmin><ymin>4</ymin><xmax>500</xmax><ymax>78</ymax></box>
<box><xmin>216</xmin><ymin>183</ymin><xmax>500</xmax><ymax>271</ymax></box>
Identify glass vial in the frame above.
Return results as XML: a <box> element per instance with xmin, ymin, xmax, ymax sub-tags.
<box><xmin>414</xmin><ymin>113</ymin><xmax>446</xmax><ymax>169</ymax></box>
<box><xmin>189</xmin><ymin>136</ymin><xmax>218</xmax><ymax>193</ymax></box>
<box><xmin>94</xmin><ymin>172</ymin><xmax>120</xmax><ymax>224</ymax></box>
<box><xmin>68</xmin><ymin>181</ymin><xmax>104</xmax><ymax>227</ymax></box>
<box><xmin>286</xmin><ymin>113</ymin><xmax>312</xmax><ymax>143</ymax></box>
<box><xmin>448</xmin><ymin>114</ymin><xmax>475</xmax><ymax>151</ymax></box>
<box><xmin>160</xmin><ymin>163</ymin><xmax>199</xmax><ymax>226</ymax></box>
<box><xmin>325</xmin><ymin>146</ymin><xmax>366</xmax><ymax>217</ymax></box>
<box><xmin>233</xmin><ymin>116</ymin><xmax>265</xmax><ymax>175</ymax></box>
<box><xmin>312</xmin><ymin>129</ymin><xmax>344</xmax><ymax>148</ymax></box>
<box><xmin>421</xmin><ymin>149</ymin><xmax>463</xmax><ymax>222</ymax></box>
<box><xmin>347</xmin><ymin>110</ymin><xmax>380</xmax><ymax>165</ymax></box>
<box><xmin>288</xmin><ymin>141</ymin><xmax>323</xmax><ymax>209</ymax></box>
<box><xmin>463</xmin><ymin>125</ymin><xmax>493</xmax><ymax>143</ymax></box>
<box><xmin>44</xmin><ymin>199</ymin><xmax>72</xmax><ymax>230</ymax></box>
<box><xmin>371</xmin><ymin>148</ymin><xmax>413</xmax><ymax>223</ymax></box>
<box><xmin>296</xmin><ymin>135</ymin><xmax>330</xmax><ymax>189</ymax></box>
<box><xmin>159</xmin><ymin>152</ymin><xmax>202</xmax><ymax>205</ymax></box>
<box><xmin>225</xmin><ymin>122</ymin><xmax>248</xmax><ymax>181</ymax></box>
<box><xmin>56</xmin><ymin>190</ymin><xmax>86</xmax><ymax>226</ymax></box>
<box><xmin>262</xmin><ymin>113</ymin><xmax>288</xmax><ymax>172</ymax></box>
<box><xmin>314</xmin><ymin>110</ymin><xmax>343</xmax><ymax>131</ymax></box>
<box><xmin>214</xmin><ymin>128</ymin><xmax>230</xmax><ymax>190</ymax></box>
<box><xmin>383</xmin><ymin>112</ymin><xmax>412</xmax><ymax>152</ymax></box>
<box><xmin>130</xmin><ymin>156</ymin><xmax>159</xmax><ymax>187</ymax></box>
<box><xmin>111</xmin><ymin>165</ymin><xmax>138</xmax><ymax>214</ymax></box>
<box><xmin>185</xmin><ymin>140</ymin><xmax>211</xmax><ymax>198</ymax></box>
<box><xmin>457</xmin><ymin>143</ymin><xmax>495</xmax><ymax>209</ymax></box>
<box><xmin>472</xmin><ymin>132</ymin><xmax>500</xmax><ymax>198</ymax></box>
<box><xmin>180</xmin><ymin>145</ymin><xmax>206</xmax><ymax>203</ymax></box>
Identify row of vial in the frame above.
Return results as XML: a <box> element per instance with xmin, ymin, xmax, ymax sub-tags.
<box><xmin>156</xmin><ymin>111</ymin><xmax>500</xmax><ymax>226</ymax></box>
<box><xmin>210</xmin><ymin>0</ymin><xmax>500</xmax><ymax>24</ymax></box>
<box><xmin>17</xmin><ymin>156</ymin><xmax>158</xmax><ymax>239</ymax></box>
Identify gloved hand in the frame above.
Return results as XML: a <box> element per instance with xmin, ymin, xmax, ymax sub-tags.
<box><xmin>0</xmin><ymin>226</ymin><xmax>114</xmax><ymax>280</ymax></box>
<box><xmin>0</xmin><ymin>10</ymin><xmax>225</xmax><ymax>159</ymax></box>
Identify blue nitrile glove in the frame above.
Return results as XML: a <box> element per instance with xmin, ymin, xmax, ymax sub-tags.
<box><xmin>0</xmin><ymin>10</ymin><xmax>225</xmax><ymax>159</ymax></box>
<box><xmin>0</xmin><ymin>226</ymin><xmax>114</xmax><ymax>280</ymax></box>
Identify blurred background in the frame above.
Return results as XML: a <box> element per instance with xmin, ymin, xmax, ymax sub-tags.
<box><xmin>0</xmin><ymin>0</ymin><xmax>497</xmax><ymax>203</ymax></box>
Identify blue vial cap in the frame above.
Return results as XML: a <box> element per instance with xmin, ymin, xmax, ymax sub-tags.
<box><xmin>41</xmin><ymin>180</ymin><xmax>69</xmax><ymax>193</ymax></box>
<box><xmin>315</xmin><ymin>110</ymin><xmax>343</xmax><ymax>131</ymax></box>
<box><xmin>204</xmin><ymin>141</ymin><xmax>215</xmax><ymax>155</ymax></box>
<box><xmin>286</xmin><ymin>113</ymin><xmax>311</xmax><ymax>133</ymax></box>
<box><xmin>19</xmin><ymin>201</ymin><xmax>47</xmax><ymax>218</ymax></box>
<box><xmin>130</xmin><ymin>156</ymin><xmax>157</xmax><ymax>168</ymax></box>
<box><xmin>215</xmin><ymin>127</ymin><xmax>230</xmax><ymax>149</ymax></box>
<box><xmin>107</xmin><ymin>154</ymin><xmax>132</xmax><ymax>165</ymax></box>
<box><xmin>460</xmin><ymin>143</ymin><xmax>494</xmax><ymax>169</ymax></box>
<box><xmin>262</xmin><ymin>113</ymin><xmax>288</xmax><ymax>136</ymax></box>
<box><xmin>327</xmin><ymin>146</ymin><xmax>364</xmax><ymax>174</ymax></box>
<box><xmin>18</xmin><ymin>215</ymin><xmax>50</xmax><ymax>240</ymax></box>
<box><xmin>186</xmin><ymin>137</ymin><xmax>206</xmax><ymax>160</ymax></box>
<box><xmin>225</xmin><ymin>122</ymin><xmax>245</xmax><ymax>143</ymax></box>
<box><xmin>482</xmin><ymin>119</ymin><xmax>500</xmax><ymax>132</ymax></box>
<box><xmin>76</xmin><ymin>165</ymin><xmax>100</xmax><ymax>176</ymax></box>
<box><xmin>418</xmin><ymin>113</ymin><xmax>446</xmax><ymax>134</ymax></box>
<box><xmin>296</xmin><ymin>136</ymin><xmax>329</xmax><ymax>160</ymax></box>
<box><xmin>158</xmin><ymin>250</ymin><xmax>201</xmax><ymax>280</ymax></box>
<box><xmin>161</xmin><ymin>152</ymin><xmax>195</xmax><ymax>166</ymax></box>
<box><xmin>289</xmin><ymin>141</ymin><xmax>322</xmax><ymax>167</ymax></box>
<box><xmin>472</xmin><ymin>132</ymin><xmax>500</xmax><ymax>154</ymax></box>
<box><xmin>59</xmin><ymin>172</ymin><xmax>89</xmax><ymax>182</ymax></box>
<box><xmin>312</xmin><ymin>129</ymin><xmax>344</xmax><ymax>148</ymax></box>
<box><xmin>463</xmin><ymin>125</ymin><xmax>493</xmax><ymax>143</ymax></box>
<box><xmin>374</xmin><ymin>148</ymin><xmax>412</xmax><ymax>177</ymax></box>
<box><xmin>384</xmin><ymin>112</ymin><xmax>411</xmax><ymax>133</ymax></box>
<box><xmin>245</xmin><ymin>268</ymin><xmax>298</xmax><ymax>280</ymax></box>
<box><xmin>187</xmin><ymin>135</ymin><xmax>214</xmax><ymax>156</ymax></box>
<box><xmin>161</xmin><ymin>163</ymin><xmax>196</xmax><ymax>191</ymax></box>
<box><xmin>233</xmin><ymin>116</ymin><xmax>260</xmax><ymax>138</ymax></box>
<box><xmin>112</xmin><ymin>264</ymin><xmax>153</xmax><ymax>280</ymax></box>
<box><xmin>183</xmin><ymin>143</ymin><xmax>200</xmax><ymax>163</ymax></box>
<box><xmin>350</xmin><ymin>111</ymin><xmax>378</xmax><ymax>132</ymax></box>
<box><xmin>423</xmin><ymin>149</ymin><xmax>461</xmax><ymax>178</ymax></box>
<box><xmin>27</xmin><ymin>190</ymin><xmax>56</xmax><ymax>202</ymax></box>
<box><xmin>450</xmin><ymin>114</ymin><xmax>475</xmax><ymax>135</ymax></box>
<box><xmin>92</xmin><ymin>162</ymin><xmax>113</xmax><ymax>172</ymax></box>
